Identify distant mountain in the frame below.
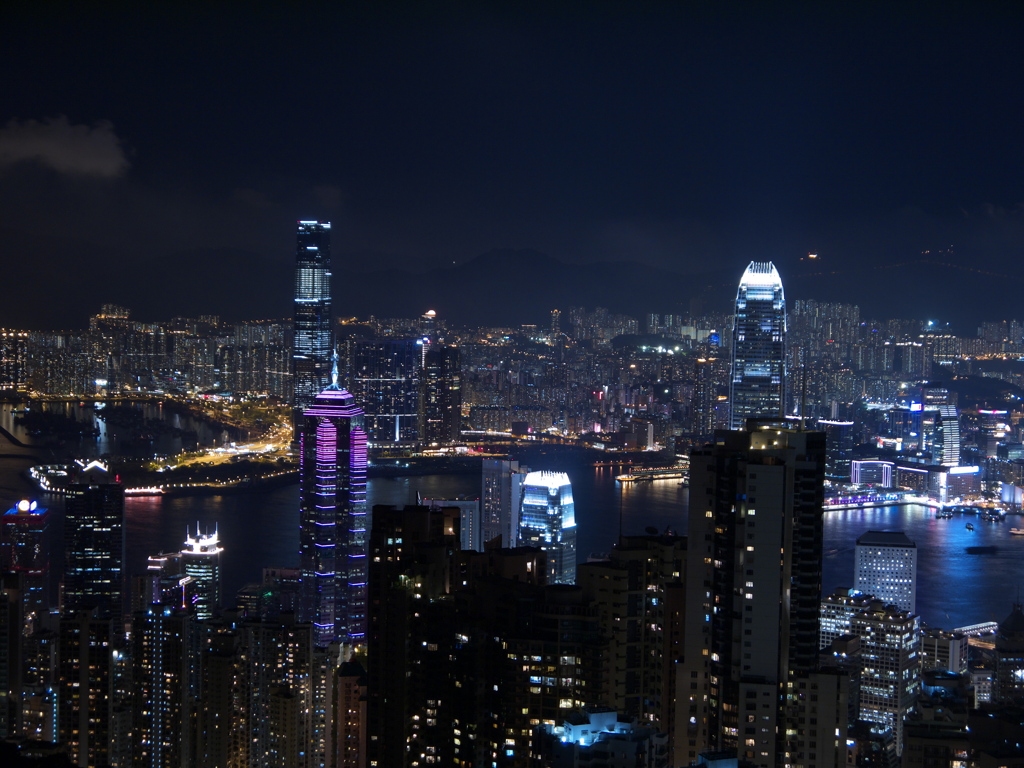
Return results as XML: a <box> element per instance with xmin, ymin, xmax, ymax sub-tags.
<box><xmin>0</xmin><ymin>226</ymin><xmax>289</xmax><ymax>328</ymax></box>
<box><xmin>337</xmin><ymin>248</ymin><xmax>732</xmax><ymax>326</ymax></box>
<box><xmin>1</xmin><ymin>227</ymin><xmax>1013</xmax><ymax>332</ymax></box>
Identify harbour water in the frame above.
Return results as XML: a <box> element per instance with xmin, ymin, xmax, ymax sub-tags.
<box><xmin>2</xmin><ymin>404</ymin><xmax>1022</xmax><ymax>630</ymax></box>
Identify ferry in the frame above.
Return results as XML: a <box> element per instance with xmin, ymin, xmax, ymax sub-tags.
<box><xmin>936</xmin><ymin>509</ymin><xmax>954</xmax><ymax>519</ymax></box>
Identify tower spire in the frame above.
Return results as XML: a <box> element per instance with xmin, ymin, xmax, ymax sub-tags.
<box><xmin>328</xmin><ymin>347</ymin><xmax>340</xmax><ymax>390</ymax></box>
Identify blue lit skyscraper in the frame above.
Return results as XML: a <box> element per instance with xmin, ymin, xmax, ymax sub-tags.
<box><xmin>519</xmin><ymin>471</ymin><xmax>576</xmax><ymax>584</ymax></box>
<box><xmin>292</xmin><ymin>220</ymin><xmax>333</xmax><ymax>415</ymax></box>
<box><xmin>298</xmin><ymin>369</ymin><xmax>368</xmax><ymax>647</ymax></box>
<box><xmin>729</xmin><ymin>261</ymin><xmax>787</xmax><ymax>429</ymax></box>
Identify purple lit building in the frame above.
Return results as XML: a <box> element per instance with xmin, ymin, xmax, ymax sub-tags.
<box><xmin>299</xmin><ymin>377</ymin><xmax>368</xmax><ymax>647</ymax></box>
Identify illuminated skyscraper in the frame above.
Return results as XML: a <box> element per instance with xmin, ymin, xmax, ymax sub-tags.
<box><xmin>418</xmin><ymin>341</ymin><xmax>462</xmax><ymax>446</ymax></box>
<box><xmin>292</xmin><ymin>221</ymin><xmax>333</xmax><ymax>416</ymax></box>
<box><xmin>729</xmin><ymin>261</ymin><xmax>787</xmax><ymax>429</ymax></box>
<box><xmin>346</xmin><ymin>338</ymin><xmax>421</xmax><ymax>445</ymax></box>
<box><xmin>181</xmin><ymin>526</ymin><xmax>223</xmax><ymax>621</ymax></box>
<box><xmin>63</xmin><ymin>460</ymin><xmax>125</xmax><ymax>624</ymax></box>
<box><xmin>299</xmin><ymin>369</ymin><xmax>368</xmax><ymax>647</ymax></box>
<box><xmin>131</xmin><ymin>605</ymin><xmax>192</xmax><ymax>768</ymax></box>
<box><xmin>1</xmin><ymin>499</ymin><xmax>52</xmax><ymax>628</ymax></box>
<box><xmin>855</xmin><ymin>530</ymin><xmax>917</xmax><ymax>615</ymax></box>
<box><xmin>519</xmin><ymin>471</ymin><xmax>576</xmax><ymax>584</ymax></box>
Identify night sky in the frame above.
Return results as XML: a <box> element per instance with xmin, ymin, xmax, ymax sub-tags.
<box><xmin>2</xmin><ymin>2</ymin><xmax>1023</xmax><ymax>329</ymax></box>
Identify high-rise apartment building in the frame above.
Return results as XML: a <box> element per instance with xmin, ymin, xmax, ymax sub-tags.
<box><xmin>298</xmin><ymin>379</ymin><xmax>368</xmax><ymax>647</ymax></box>
<box><xmin>181</xmin><ymin>526</ymin><xmax>223</xmax><ymax>621</ymax></box>
<box><xmin>729</xmin><ymin>261</ymin><xmax>787</xmax><ymax>429</ymax></box>
<box><xmin>0</xmin><ymin>329</ymin><xmax>29</xmax><ymax>391</ymax></box>
<box><xmin>576</xmin><ymin>534</ymin><xmax>686</xmax><ymax>731</ymax></box>
<box><xmin>519</xmin><ymin>471</ymin><xmax>577</xmax><ymax>585</ymax></box>
<box><xmin>678</xmin><ymin>426</ymin><xmax>826</xmax><ymax>767</ymax></box>
<box><xmin>131</xmin><ymin>605</ymin><xmax>193</xmax><ymax>768</ymax></box>
<box><xmin>293</xmin><ymin>221</ymin><xmax>333</xmax><ymax>415</ymax></box>
<box><xmin>58</xmin><ymin>611</ymin><xmax>127</xmax><ymax>768</ymax></box>
<box><xmin>855</xmin><ymin>530</ymin><xmax>917</xmax><ymax>615</ymax></box>
<box><xmin>63</xmin><ymin>460</ymin><xmax>125</xmax><ymax>624</ymax></box>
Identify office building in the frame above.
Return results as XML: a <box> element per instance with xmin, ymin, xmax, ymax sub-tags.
<box><xmin>480</xmin><ymin>458</ymin><xmax>528</xmax><ymax>548</ymax></box>
<box><xmin>921</xmin><ymin>627</ymin><xmax>968</xmax><ymax>675</ymax></box>
<box><xmin>819</xmin><ymin>419</ymin><xmax>854</xmax><ymax>480</ymax></box>
<box><xmin>181</xmin><ymin>525</ymin><xmax>222</xmax><ymax>621</ymax></box>
<box><xmin>1</xmin><ymin>499</ymin><xmax>52</xmax><ymax>629</ymax></box>
<box><xmin>346</xmin><ymin>338</ymin><xmax>421</xmax><ymax>445</ymax></box>
<box><xmin>298</xmin><ymin>376</ymin><xmax>368</xmax><ymax>647</ymax></box>
<box><xmin>63</xmin><ymin>460</ymin><xmax>125</xmax><ymax>624</ymax></box>
<box><xmin>851</xmin><ymin>600</ymin><xmax>921</xmax><ymax>755</ymax></box>
<box><xmin>729</xmin><ymin>261</ymin><xmax>787</xmax><ymax>429</ymax></box>
<box><xmin>820</xmin><ymin>588</ymin><xmax>876</xmax><ymax>649</ymax></box>
<box><xmin>418</xmin><ymin>341</ymin><xmax>462</xmax><ymax>445</ymax></box>
<box><xmin>293</xmin><ymin>220</ymin><xmax>333</xmax><ymax>415</ymax></box>
<box><xmin>855</xmin><ymin>530</ymin><xmax>917</xmax><ymax>615</ymax></box>
<box><xmin>678</xmin><ymin>427</ymin><xmax>826</xmax><ymax>767</ymax></box>
<box><xmin>519</xmin><ymin>470</ymin><xmax>577</xmax><ymax>585</ymax></box>
<box><xmin>132</xmin><ymin>551</ymin><xmax>195</xmax><ymax>616</ymax></box>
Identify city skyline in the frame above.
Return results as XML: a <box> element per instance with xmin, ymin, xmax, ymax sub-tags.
<box><xmin>2</xmin><ymin>4</ymin><xmax>1024</xmax><ymax>329</ymax></box>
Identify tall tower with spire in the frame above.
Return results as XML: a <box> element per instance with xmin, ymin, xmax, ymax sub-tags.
<box><xmin>298</xmin><ymin>352</ymin><xmax>369</xmax><ymax>647</ymax></box>
<box><xmin>729</xmin><ymin>261</ymin><xmax>787</xmax><ymax>429</ymax></box>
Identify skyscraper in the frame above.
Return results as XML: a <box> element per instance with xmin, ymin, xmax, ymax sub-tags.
<box><xmin>729</xmin><ymin>261</ymin><xmax>787</xmax><ymax>429</ymax></box>
<box><xmin>480</xmin><ymin>458</ymin><xmax>528</xmax><ymax>548</ymax></box>
<box><xmin>851</xmin><ymin>600</ymin><xmax>921</xmax><ymax>755</ymax></box>
<box><xmin>346</xmin><ymin>338</ymin><xmax>421</xmax><ymax>445</ymax></box>
<box><xmin>1</xmin><ymin>499</ymin><xmax>52</xmax><ymax>628</ymax></box>
<box><xmin>819</xmin><ymin>419</ymin><xmax>855</xmax><ymax>480</ymax></box>
<box><xmin>131</xmin><ymin>605</ymin><xmax>193</xmax><ymax>768</ymax></box>
<box><xmin>855</xmin><ymin>530</ymin><xmax>917</xmax><ymax>615</ymax></box>
<box><xmin>181</xmin><ymin>526</ymin><xmax>223</xmax><ymax>621</ymax></box>
<box><xmin>292</xmin><ymin>220</ymin><xmax>333</xmax><ymax>416</ymax></box>
<box><xmin>678</xmin><ymin>426</ymin><xmax>826</xmax><ymax>767</ymax></box>
<box><xmin>63</xmin><ymin>460</ymin><xmax>125</xmax><ymax>624</ymax></box>
<box><xmin>519</xmin><ymin>471</ymin><xmax>576</xmax><ymax>585</ymax></box>
<box><xmin>418</xmin><ymin>341</ymin><xmax>462</xmax><ymax>446</ymax></box>
<box><xmin>299</xmin><ymin>372</ymin><xmax>368</xmax><ymax>647</ymax></box>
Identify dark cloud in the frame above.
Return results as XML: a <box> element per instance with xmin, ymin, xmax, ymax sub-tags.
<box><xmin>0</xmin><ymin>116</ymin><xmax>129</xmax><ymax>178</ymax></box>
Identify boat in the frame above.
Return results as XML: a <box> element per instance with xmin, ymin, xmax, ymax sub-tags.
<box><xmin>1010</xmin><ymin>528</ymin><xmax>1024</xmax><ymax>536</ymax></box>
<box><xmin>965</xmin><ymin>523</ymin><xmax>974</xmax><ymax>531</ymax></box>
<box><xmin>966</xmin><ymin>545</ymin><xmax>998</xmax><ymax>555</ymax></box>
<box><xmin>936</xmin><ymin>510</ymin><xmax>953</xmax><ymax>519</ymax></box>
